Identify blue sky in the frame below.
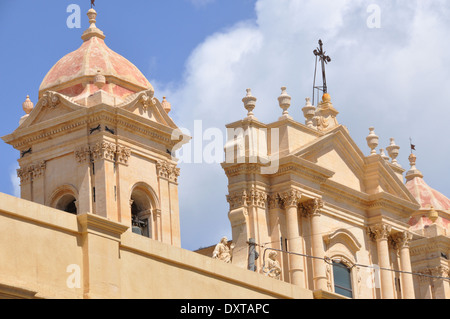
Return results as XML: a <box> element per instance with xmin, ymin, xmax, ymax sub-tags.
<box><xmin>1</xmin><ymin>0</ymin><xmax>450</xmax><ymax>251</ymax></box>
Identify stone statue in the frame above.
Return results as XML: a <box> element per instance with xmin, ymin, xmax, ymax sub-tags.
<box><xmin>266</xmin><ymin>251</ymin><xmax>282</xmax><ymax>280</ymax></box>
<box><xmin>212</xmin><ymin>236</ymin><xmax>233</xmax><ymax>263</ymax></box>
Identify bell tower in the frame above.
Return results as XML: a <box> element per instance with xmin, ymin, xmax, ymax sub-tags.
<box><xmin>2</xmin><ymin>8</ymin><xmax>188</xmax><ymax>247</ymax></box>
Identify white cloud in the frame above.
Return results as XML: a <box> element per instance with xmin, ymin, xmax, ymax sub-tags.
<box><xmin>155</xmin><ymin>0</ymin><xmax>450</xmax><ymax>250</ymax></box>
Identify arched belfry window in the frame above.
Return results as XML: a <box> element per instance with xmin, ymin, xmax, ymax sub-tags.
<box><xmin>332</xmin><ymin>261</ymin><xmax>353</xmax><ymax>298</ymax></box>
<box><xmin>49</xmin><ymin>185</ymin><xmax>78</xmax><ymax>215</ymax></box>
<box><xmin>130</xmin><ymin>185</ymin><xmax>155</xmax><ymax>238</ymax></box>
<box><xmin>56</xmin><ymin>195</ymin><xmax>77</xmax><ymax>214</ymax></box>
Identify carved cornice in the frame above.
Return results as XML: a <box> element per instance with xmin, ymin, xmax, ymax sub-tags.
<box><xmin>367</xmin><ymin>223</ymin><xmax>392</xmax><ymax>241</ymax></box>
<box><xmin>222</xmin><ymin>163</ymin><xmax>262</xmax><ymax>177</ymax></box>
<box><xmin>299</xmin><ymin>198</ymin><xmax>323</xmax><ymax>217</ymax></box>
<box><xmin>156</xmin><ymin>160</ymin><xmax>180</xmax><ymax>183</ymax></box>
<box><xmin>17</xmin><ymin>161</ymin><xmax>46</xmax><ymax>184</ymax></box>
<box><xmin>7</xmin><ymin>107</ymin><xmax>177</xmax><ymax>150</ymax></box>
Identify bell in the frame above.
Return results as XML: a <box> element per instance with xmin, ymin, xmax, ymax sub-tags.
<box><xmin>132</xmin><ymin>226</ymin><xmax>142</xmax><ymax>235</ymax></box>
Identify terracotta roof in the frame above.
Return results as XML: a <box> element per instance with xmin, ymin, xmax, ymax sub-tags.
<box><xmin>405</xmin><ymin>153</ymin><xmax>450</xmax><ymax>211</ymax></box>
<box><xmin>38</xmin><ymin>9</ymin><xmax>152</xmax><ymax>100</ymax></box>
<box><xmin>405</xmin><ymin>176</ymin><xmax>450</xmax><ymax>211</ymax></box>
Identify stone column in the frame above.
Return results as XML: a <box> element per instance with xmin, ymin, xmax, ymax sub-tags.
<box><xmin>282</xmin><ymin>190</ymin><xmax>304</xmax><ymax>287</ymax></box>
<box><xmin>368</xmin><ymin>224</ymin><xmax>395</xmax><ymax>299</ymax></box>
<box><xmin>392</xmin><ymin>231</ymin><xmax>415</xmax><ymax>299</ymax></box>
<box><xmin>302</xmin><ymin>198</ymin><xmax>327</xmax><ymax>291</ymax></box>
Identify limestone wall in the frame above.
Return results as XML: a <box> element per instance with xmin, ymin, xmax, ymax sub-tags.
<box><xmin>0</xmin><ymin>192</ymin><xmax>312</xmax><ymax>299</ymax></box>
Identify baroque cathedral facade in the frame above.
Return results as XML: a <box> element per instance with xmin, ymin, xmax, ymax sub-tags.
<box><xmin>0</xmin><ymin>7</ymin><xmax>448</xmax><ymax>299</ymax></box>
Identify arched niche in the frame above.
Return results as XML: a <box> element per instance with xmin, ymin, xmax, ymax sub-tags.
<box><xmin>48</xmin><ymin>184</ymin><xmax>79</xmax><ymax>215</ymax></box>
<box><xmin>129</xmin><ymin>182</ymin><xmax>160</xmax><ymax>238</ymax></box>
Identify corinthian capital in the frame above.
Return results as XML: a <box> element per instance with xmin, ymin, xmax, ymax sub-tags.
<box><xmin>367</xmin><ymin>224</ymin><xmax>392</xmax><ymax>241</ymax></box>
<box><xmin>300</xmin><ymin>198</ymin><xmax>323</xmax><ymax>217</ymax></box>
<box><xmin>390</xmin><ymin>231</ymin><xmax>413</xmax><ymax>250</ymax></box>
<box><xmin>279</xmin><ymin>189</ymin><xmax>301</xmax><ymax>208</ymax></box>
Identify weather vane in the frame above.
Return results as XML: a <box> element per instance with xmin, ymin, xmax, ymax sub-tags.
<box><xmin>91</xmin><ymin>0</ymin><xmax>95</xmax><ymax>8</ymax></box>
<box><xmin>410</xmin><ymin>137</ymin><xmax>416</xmax><ymax>154</ymax></box>
<box><xmin>312</xmin><ymin>39</ymin><xmax>332</xmax><ymax>104</ymax></box>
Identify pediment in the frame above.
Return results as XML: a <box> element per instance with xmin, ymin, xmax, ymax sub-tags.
<box><xmin>18</xmin><ymin>91</ymin><xmax>85</xmax><ymax>130</ymax></box>
<box><xmin>292</xmin><ymin>125</ymin><xmax>415</xmax><ymax>202</ymax></box>
<box><xmin>120</xmin><ymin>90</ymin><xmax>178</xmax><ymax>129</ymax></box>
<box><xmin>293</xmin><ymin>126</ymin><xmax>366</xmax><ymax>192</ymax></box>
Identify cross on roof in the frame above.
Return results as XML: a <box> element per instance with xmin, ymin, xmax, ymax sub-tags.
<box><xmin>313</xmin><ymin>39</ymin><xmax>331</xmax><ymax>94</ymax></box>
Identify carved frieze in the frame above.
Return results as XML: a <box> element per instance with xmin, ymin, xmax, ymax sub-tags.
<box><xmin>156</xmin><ymin>160</ymin><xmax>180</xmax><ymax>183</ymax></box>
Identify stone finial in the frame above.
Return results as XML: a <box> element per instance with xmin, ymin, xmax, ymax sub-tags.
<box><xmin>94</xmin><ymin>70</ymin><xmax>106</xmax><ymax>89</ymax></box>
<box><xmin>22</xmin><ymin>95</ymin><xmax>34</xmax><ymax>114</ymax></box>
<box><xmin>278</xmin><ymin>86</ymin><xmax>292</xmax><ymax>120</ymax></box>
<box><xmin>429</xmin><ymin>206</ymin><xmax>439</xmax><ymax>223</ymax></box>
<box><xmin>366</xmin><ymin>127</ymin><xmax>379</xmax><ymax>156</ymax></box>
<box><xmin>315</xmin><ymin>93</ymin><xmax>339</xmax><ymax>132</ymax></box>
<box><xmin>81</xmin><ymin>8</ymin><xmax>105</xmax><ymax>41</ymax></box>
<box><xmin>161</xmin><ymin>96</ymin><xmax>172</xmax><ymax>114</ymax></box>
<box><xmin>380</xmin><ymin>148</ymin><xmax>389</xmax><ymax>161</ymax></box>
<box><xmin>408</xmin><ymin>153</ymin><xmax>417</xmax><ymax>170</ymax></box>
<box><xmin>386</xmin><ymin>138</ymin><xmax>400</xmax><ymax>166</ymax></box>
<box><xmin>302</xmin><ymin>97</ymin><xmax>316</xmax><ymax>128</ymax></box>
<box><xmin>405</xmin><ymin>152</ymin><xmax>423</xmax><ymax>180</ymax></box>
<box><xmin>242</xmin><ymin>88</ymin><xmax>257</xmax><ymax>120</ymax></box>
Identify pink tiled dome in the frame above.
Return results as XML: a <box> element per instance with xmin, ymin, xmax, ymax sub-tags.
<box><xmin>39</xmin><ymin>9</ymin><xmax>152</xmax><ymax>100</ymax></box>
<box><xmin>405</xmin><ymin>154</ymin><xmax>450</xmax><ymax>211</ymax></box>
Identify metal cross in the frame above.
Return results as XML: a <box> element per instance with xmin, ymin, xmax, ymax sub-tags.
<box><xmin>91</xmin><ymin>0</ymin><xmax>95</xmax><ymax>8</ymax></box>
<box><xmin>313</xmin><ymin>39</ymin><xmax>331</xmax><ymax>94</ymax></box>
